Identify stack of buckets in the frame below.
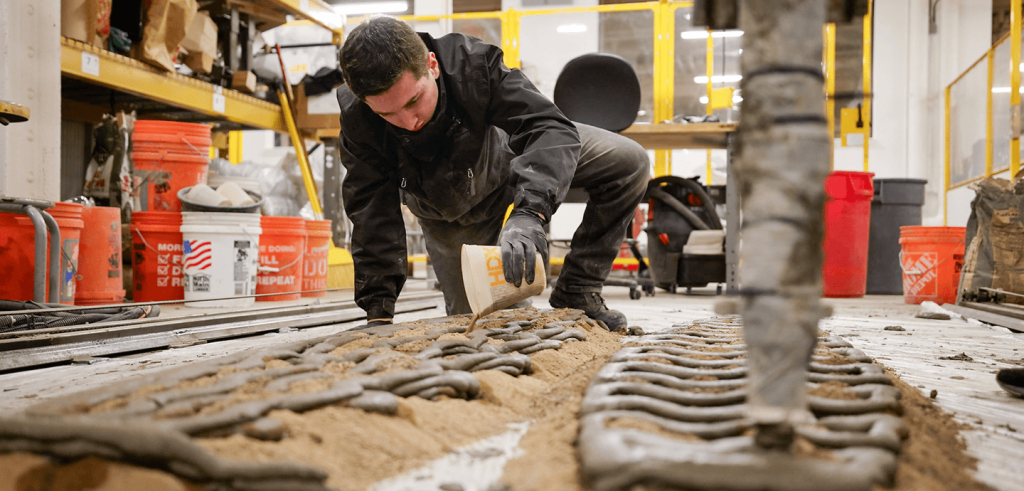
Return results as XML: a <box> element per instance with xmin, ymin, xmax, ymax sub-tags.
<box><xmin>127</xmin><ymin>120</ymin><xmax>331</xmax><ymax>305</ymax></box>
<box><xmin>130</xmin><ymin>121</ymin><xmax>212</xmax><ymax>304</ymax></box>
<box><xmin>823</xmin><ymin>171</ymin><xmax>966</xmax><ymax>304</ymax></box>
<box><xmin>0</xmin><ymin>202</ymin><xmax>125</xmax><ymax>305</ymax></box>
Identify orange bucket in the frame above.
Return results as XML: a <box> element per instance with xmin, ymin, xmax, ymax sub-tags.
<box><xmin>899</xmin><ymin>226</ymin><xmax>966</xmax><ymax>305</ymax></box>
<box><xmin>132</xmin><ymin>150</ymin><xmax>209</xmax><ymax>212</ymax></box>
<box><xmin>133</xmin><ymin>120</ymin><xmax>212</xmax><ymax>155</ymax></box>
<box><xmin>257</xmin><ymin>216</ymin><xmax>306</xmax><ymax>301</ymax></box>
<box><xmin>0</xmin><ymin>202</ymin><xmax>83</xmax><ymax>303</ymax></box>
<box><xmin>302</xmin><ymin>220</ymin><xmax>332</xmax><ymax>297</ymax></box>
<box><xmin>76</xmin><ymin>206</ymin><xmax>126</xmax><ymax>305</ymax></box>
<box><xmin>130</xmin><ymin>211</ymin><xmax>184</xmax><ymax>302</ymax></box>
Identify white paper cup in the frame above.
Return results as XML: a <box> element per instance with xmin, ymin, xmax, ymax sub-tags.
<box><xmin>185</xmin><ymin>184</ymin><xmax>231</xmax><ymax>207</ymax></box>
<box><xmin>216</xmin><ymin>181</ymin><xmax>256</xmax><ymax>207</ymax></box>
<box><xmin>461</xmin><ymin>244</ymin><xmax>545</xmax><ymax>318</ymax></box>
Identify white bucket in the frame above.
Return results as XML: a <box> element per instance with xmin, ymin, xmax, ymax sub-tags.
<box><xmin>180</xmin><ymin>212</ymin><xmax>262</xmax><ymax>308</ymax></box>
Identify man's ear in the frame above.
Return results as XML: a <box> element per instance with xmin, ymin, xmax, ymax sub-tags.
<box><xmin>427</xmin><ymin>52</ymin><xmax>440</xmax><ymax>79</ymax></box>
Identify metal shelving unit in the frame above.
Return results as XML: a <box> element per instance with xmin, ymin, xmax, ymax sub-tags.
<box><xmin>61</xmin><ymin>37</ymin><xmax>287</xmax><ymax>132</ymax></box>
<box><xmin>59</xmin><ymin>0</ymin><xmax>344</xmax><ymax>132</ymax></box>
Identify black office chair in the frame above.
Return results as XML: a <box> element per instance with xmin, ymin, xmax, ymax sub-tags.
<box><xmin>553</xmin><ymin>53</ymin><xmax>642</xmax><ymax>133</ymax></box>
<box><xmin>550</xmin><ymin>53</ymin><xmax>650</xmax><ymax>299</ymax></box>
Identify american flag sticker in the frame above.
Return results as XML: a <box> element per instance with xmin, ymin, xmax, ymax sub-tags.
<box><xmin>184</xmin><ymin>240</ymin><xmax>213</xmax><ymax>271</ymax></box>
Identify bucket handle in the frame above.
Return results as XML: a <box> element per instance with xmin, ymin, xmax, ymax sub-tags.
<box><xmin>258</xmin><ymin>255</ymin><xmax>302</xmax><ymax>274</ymax></box>
<box><xmin>181</xmin><ymin>137</ymin><xmax>207</xmax><ymax>158</ymax></box>
<box><xmin>898</xmin><ymin>237</ymin><xmax>966</xmax><ymax>275</ymax></box>
<box><xmin>133</xmin><ymin>228</ymin><xmax>162</xmax><ymax>254</ymax></box>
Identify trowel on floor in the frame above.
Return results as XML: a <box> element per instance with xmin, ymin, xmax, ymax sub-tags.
<box><xmin>996</xmin><ymin>368</ymin><xmax>1024</xmax><ymax>398</ymax></box>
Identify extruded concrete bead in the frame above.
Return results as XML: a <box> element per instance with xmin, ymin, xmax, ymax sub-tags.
<box><xmin>551</xmin><ymin>330</ymin><xmax>587</xmax><ymax>342</ymax></box>
<box><xmin>361</xmin><ymin>367</ymin><xmax>444</xmax><ymax>391</ymax></box>
<box><xmin>390</xmin><ymin>371</ymin><xmax>479</xmax><ymax>398</ymax></box>
<box><xmin>580</xmin><ymin>394</ymin><xmax>747</xmax><ymax>422</ymax></box>
<box><xmin>415</xmin><ymin>386</ymin><xmax>459</xmax><ymax>400</ymax></box>
<box><xmin>339</xmin><ymin>348</ymin><xmax>376</xmax><ymax>363</ymax></box>
<box><xmin>532</xmin><ymin>326</ymin><xmax>565</xmax><ymax>339</ymax></box>
<box><xmin>439</xmin><ymin>352</ymin><xmax>499</xmax><ymax>371</ymax></box>
<box><xmin>347</xmin><ymin>390</ymin><xmax>399</xmax><ymax>415</ymax></box>
<box><xmin>519</xmin><ymin>340</ymin><xmax>563</xmax><ymax>355</ymax></box>
<box><xmin>241</xmin><ymin>418</ymin><xmax>287</xmax><ymax>441</ymax></box>
<box><xmin>264</xmin><ymin>372</ymin><xmax>334</xmax><ymax>392</ymax></box>
<box><xmin>496</xmin><ymin>335</ymin><xmax>542</xmax><ymax>354</ymax></box>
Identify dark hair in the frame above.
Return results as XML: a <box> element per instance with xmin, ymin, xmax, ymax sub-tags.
<box><xmin>339</xmin><ymin>15</ymin><xmax>430</xmax><ymax>100</ymax></box>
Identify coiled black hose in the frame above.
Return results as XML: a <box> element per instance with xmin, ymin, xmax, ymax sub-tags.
<box><xmin>0</xmin><ymin>301</ymin><xmax>159</xmax><ymax>334</ymax></box>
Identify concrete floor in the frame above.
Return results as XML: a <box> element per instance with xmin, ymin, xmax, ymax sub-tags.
<box><xmin>1</xmin><ymin>281</ymin><xmax>1023</xmax><ymax>490</ymax></box>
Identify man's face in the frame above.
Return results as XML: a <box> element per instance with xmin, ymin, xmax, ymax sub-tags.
<box><xmin>364</xmin><ymin>52</ymin><xmax>440</xmax><ymax>132</ymax></box>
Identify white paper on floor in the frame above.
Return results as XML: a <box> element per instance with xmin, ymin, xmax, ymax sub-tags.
<box><xmin>371</xmin><ymin>421</ymin><xmax>531</xmax><ymax>491</ymax></box>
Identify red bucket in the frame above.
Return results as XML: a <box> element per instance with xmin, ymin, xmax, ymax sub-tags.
<box><xmin>133</xmin><ymin>120</ymin><xmax>212</xmax><ymax>155</ymax></box>
<box><xmin>130</xmin><ymin>211</ymin><xmax>184</xmax><ymax>302</ymax></box>
<box><xmin>257</xmin><ymin>216</ymin><xmax>307</xmax><ymax>301</ymax></box>
<box><xmin>76</xmin><ymin>206</ymin><xmax>126</xmax><ymax>305</ymax></box>
<box><xmin>133</xmin><ymin>150</ymin><xmax>209</xmax><ymax>212</ymax></box>
<box><xmin>0</xmin><ymin>202</ymin><xmax>84</xmax><ymax>304</ymax></box>
<box><xmin>899</xmin><ymin>226</ymin><xmax>966</xmax><ymax>305</ymax></box>
<box><xmin>302</xmin><ymin>220</ymin><xmax>332</xmax><ymax>297</ymax></box>
<box><xmin>823</xmin><ymin>171</ymin><xmax>874</xmax><ymax>298</ymax></box>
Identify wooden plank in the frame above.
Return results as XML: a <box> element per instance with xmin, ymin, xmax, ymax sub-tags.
<box><xmin>619</xmin><ymin>122</ymin><xmax>736</xmax><ymax>150</ymax></box>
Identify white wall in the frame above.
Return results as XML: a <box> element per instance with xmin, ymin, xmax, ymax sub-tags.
<box><xmin>0</xmin><ymin>0</ymin><xmax>61</xmax><ymax>200</ymax></box>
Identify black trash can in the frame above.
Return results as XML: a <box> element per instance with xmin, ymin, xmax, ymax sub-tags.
<box><xmin>866</xmin><ymin>178</ymin><xmax>927</xmax><ymax>294</ymax></box>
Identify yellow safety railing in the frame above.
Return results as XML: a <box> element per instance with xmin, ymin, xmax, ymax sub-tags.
<box><xmin>944</xmin><ymin>4</ymin><xmax>1022</xmax><ymax>225</ymax></box>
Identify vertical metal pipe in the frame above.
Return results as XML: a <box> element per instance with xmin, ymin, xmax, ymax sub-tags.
<box><xmin>40</xmin><ymin>210</ymin><xmax>62</xmax><ymax>303</ymax></box>
<box><xmin>736</xmin><ymin>0</ymin><xmax>829</xmax><ymax>450</ymax></box>
<box><xmin>23</xmin><ymin>206</ymin><xmax>48</xmax><ymax>302</ymax></box>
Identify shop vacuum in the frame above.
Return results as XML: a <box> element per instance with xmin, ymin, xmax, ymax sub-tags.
<box><xmin>641</xmin><ymin>176</ymin><xmax>726</xmax><ymax>294</ymax></box>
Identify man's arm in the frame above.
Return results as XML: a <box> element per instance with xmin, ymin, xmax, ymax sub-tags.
<box><xmin>482</xmin><ymin>45</ymin><xmax>582</xmax><ymax>223</ymax></box>
<box><xmin>340</xmin><ymin>132</ymin><xmax>408</xmax><ymax>321</ymax></box>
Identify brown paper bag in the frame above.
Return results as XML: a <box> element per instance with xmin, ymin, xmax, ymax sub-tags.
<box><xmin>61</xmin><ymin>0</ymin><xmax>111</xmax><ymax>48</ymax></box>
<box><xmin>140</xmin><ymin>0</ymin><xmax>198</xmax><ymax>72</ymax></box>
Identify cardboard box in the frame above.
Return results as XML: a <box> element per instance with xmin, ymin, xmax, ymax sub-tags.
<box><xmin>181</xmin><ymin>11</ymin><xmax>217</xmax><ymax>74</ymax></box>
<box><xmin>186</xmin><ymin>51</ymin><xmax>214</xmax><ymax>74</ymax></box>
<box><xmin>232</xmin><ymin>71</ymin><xmax>257</xmax><ymax>94</ymax></box>
<box><xmin>61</xmin><ymin>0</ymin><xmax>111</xmax><ymax>48</ymax></box>
<box><xmin>294</xmin><ymin>82</ymin><xmax>341</xmax><ymax>134</ymax></box>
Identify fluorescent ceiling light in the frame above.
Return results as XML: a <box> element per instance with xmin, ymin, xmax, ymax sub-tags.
<box><xmin>680</xmin><ymin>30</ymin><xmax>744</xmax><ymax>40</ymax></box>
<box><xmin>557</xmin><ymin>24</ymin><xmax>587</xmax><ymax>33</ymax></box>
<box><xmin>992</xmin><ymin>87</ymin><xmax>1024</xmax><ymax>93</ymax></box>
<box><xmin>334</xmin><ymin>1</ymin><xmax>409</xmax><ymax>16</ymax></box>
<box><xmin>694</xmin><ymin>75</ymin><xmax>743</xmax><ymax>84</ymax></box>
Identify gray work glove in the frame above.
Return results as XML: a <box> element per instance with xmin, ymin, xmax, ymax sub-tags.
<box><xmin>499</xmin><ymin>211</ymin><xmax>547</xmax><ymax>288</ymax></box>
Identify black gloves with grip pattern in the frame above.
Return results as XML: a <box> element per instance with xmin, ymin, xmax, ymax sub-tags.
<box><xmin>499</xmin><ymin>211</ymin><xmax>547</xmax><ymax>288</ymax></box>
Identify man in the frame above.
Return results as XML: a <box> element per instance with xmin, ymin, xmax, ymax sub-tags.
<box><xmin>337</xmin><ymin>15</ymin><xmax>649</xmax><ymax>331</ymax></box>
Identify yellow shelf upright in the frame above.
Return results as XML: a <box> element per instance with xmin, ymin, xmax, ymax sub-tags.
<box><xmin>653</xmin><ymin>0</ymin><xmax>675</xmax><ymax>177</ymax></box>
<box><xmin>825</xmin><ymin>23</ymin><xmax>836</xmax><ymax>170</ymax></box>
<box><xmin>1012</xmin><ymin>0</ymin><xmax>1022</xmax><ymax>178</ymax></box>
<box><xmin>501</xmin><ymin>9</ymin><xmax>522</xmax><ymax>70</ymax></box>
<box><xmin>862</xmin><ymin>0</ymin><xmax>872</xmax><ymax>172</ymax></box>
<box><xmin>705</xmin><ymin>26</ymin><xmax>713</xmax><ymax>184</ymax></box>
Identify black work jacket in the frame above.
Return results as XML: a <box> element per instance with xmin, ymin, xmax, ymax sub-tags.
<box><xmin>337</xmin><ymin>32</ymin><xmax>581</xmax><ymax>320</ymax></box>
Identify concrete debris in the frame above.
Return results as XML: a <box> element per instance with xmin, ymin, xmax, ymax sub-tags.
<box><xmin>884</xmin><ymin>326</ymin><xmax>906</xmax><ymax>331</ymax></box>
<box><xmin>916</xmin><ymin>312</ymin><xmax>951</xmax><ymax>320</ymax></box>
<box><xmin>577</xmin><ymin>317</ymin><xmax>904</xmax><ymax>491</ymax></box>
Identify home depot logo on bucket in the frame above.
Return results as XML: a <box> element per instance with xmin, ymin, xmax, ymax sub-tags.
<box><xmin>902</xmin><ymin>252</ymin><xmax>938</xmax><ymax>297</ymax></box>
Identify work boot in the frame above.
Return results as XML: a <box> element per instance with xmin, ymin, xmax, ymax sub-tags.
<box><xmin>548</xmin><ymin>288</ymin><xmax>627</xmax><ymax>332</ymax></box>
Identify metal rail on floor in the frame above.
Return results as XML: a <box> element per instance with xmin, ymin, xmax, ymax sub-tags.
<box><xmin>0</xmin><ymin>292</ymin><xmax>443</xmax><ymax>372</ymax></box>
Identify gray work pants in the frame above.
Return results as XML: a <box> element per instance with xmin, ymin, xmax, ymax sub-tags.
<box><xmin>418</xmin><ymin>122</ymin><xmax>650</xmax><ymax>315</ymax></box>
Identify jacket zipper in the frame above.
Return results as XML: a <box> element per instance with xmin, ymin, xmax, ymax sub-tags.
<box><xmin>467</xmin><ymin>168</ymin><xmax>474</xmax><ymax>197</ymax></box>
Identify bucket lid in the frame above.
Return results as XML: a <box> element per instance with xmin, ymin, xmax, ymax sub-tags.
<box><xmin>132</xmin><ymin>150</ymin><xmax>210</xmax><ymax>163</ymax></box>
<box><xmin>899</xmin><ymin>225</ymin><xmax>966</xmax><ymax>238</ymax></box>
<box><xmin>48</xmin><ymin>202</ymin><xmax>85</xmax><ymax>220</ymax></box>
<box><xmin>134</xmin><ymin>120</ymin><xmax>212</xmax><ymax>136</ymax></box>
<box><xmin>262</xmin><ymin>216</ymin><xmax>307</xmax><ymax>231</ymax></box>
<box><xmin>182</xmin><ymin>211</ymin><xmax>262</xmax><ymax>226</ymax></box>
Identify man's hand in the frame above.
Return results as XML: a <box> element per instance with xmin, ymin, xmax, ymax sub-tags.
<box><xmin>499</xmin><ymin>211</ymin><xmax>547</xmax><ymax>288</ymax></box>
